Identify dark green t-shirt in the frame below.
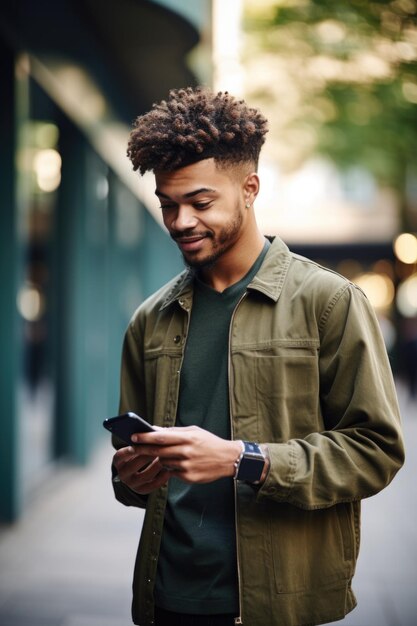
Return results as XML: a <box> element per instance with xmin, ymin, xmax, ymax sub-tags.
<box><xmin>154</xmin><ymin>240</ymin><xmax>270</xmax><ymax>615</ymax></box>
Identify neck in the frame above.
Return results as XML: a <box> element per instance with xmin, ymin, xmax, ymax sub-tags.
<box><xmin>199</xmin><ymin>229</ymin><xmax>265</xmax><ymax>292</ymax></box>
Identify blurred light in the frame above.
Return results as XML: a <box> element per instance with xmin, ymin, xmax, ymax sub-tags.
<box><xmin>395</xmin><ymin>42</ymin><xmax>417</xmax><ymax>63</ymax></box>
<box><xmin>394</xmin><ymin>232</ymin><xmax>417</xmax><ymax>264</ymax></box>
<box><xmin>33</xmin><ymin>148</ymin><xmax>62</xmax><ymax>192</ymax></box>
<box><xmin>353</xmin><ymin>52</ymin><xmax>391</xmax><ymax>80</ymax></box>
<box><xmin>396</xmin><ymin>274</ymin><xmax>417</xmax><ymax>317</ymax></box>
<box><xmin>96</xmin><ymin>176</ymin><xmax>109</xmax><ymax>200</ymax></box>
<box><xmin>17</xmin><ymin>284</ymin><xmax>45</xmax><ymax>321</ymax></box>
<box><xmin>402</xmin><ymin>81</ymin><xmax>417</xmax><ymax>103</ymax></box>
<box><xmin>354</xmin><ymin>272</ymin><xmax>395</xmax><ymax>309</ymax></box>
<box><xmin>315</xmin><ymin>20</ymin><xmax>346</xmax><ymax>45</ymax></box>
<box><xmin>372</xmin><ymin>259</ymin><xmax>395</xmax><ymax>281</ymax></box>
<box><xmin>308</xmin><ymin>55</ymin><xmax>342</xmax><ymax>80</ymax></box>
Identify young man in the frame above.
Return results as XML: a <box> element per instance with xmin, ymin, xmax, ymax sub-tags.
<box><xmin>111</xmin><ymin>87</ymin><xmax>404</xmax><ymax>626</ymax></box>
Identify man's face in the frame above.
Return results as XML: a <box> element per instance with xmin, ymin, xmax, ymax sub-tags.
<box><xmin>154</xmin><ymin>159</ymin><xmax>250</xmax><ymax>270</ymax></box>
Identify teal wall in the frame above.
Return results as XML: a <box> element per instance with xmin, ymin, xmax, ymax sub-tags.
<box><xmin>52</xmin><ymin>117</ymin><xmax>183</xmax><ymax>466</ymax></box>
<box><xmin>0</xmin><ymin>0</ymin><xmax>207</xmax><ymax>523</ymax></box>
<box><xmin>0</xmin><ymin>44</ymin><xmax>21</xmax><ymax>521</ymax></box>
<box><xmin>0</xmin><ymin>68</ymin><xmax>183</xmax><ymax>523</ymax></box>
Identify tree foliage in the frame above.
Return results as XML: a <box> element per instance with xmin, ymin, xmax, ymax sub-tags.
<box><xmin>243</xmin><ymin>0</ymin><xmax>417</xmax><ymax>220</ymax></box>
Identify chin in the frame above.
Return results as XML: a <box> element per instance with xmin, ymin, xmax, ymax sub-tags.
<box><xmin>183</xmin><ymin>253</ymin><xmax>217</xmax><ymax>270</ymax></box>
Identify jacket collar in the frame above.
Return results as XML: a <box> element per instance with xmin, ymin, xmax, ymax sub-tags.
<box><xmin>247</xmin><ymin>236</ymin><xmax>292</xmax><ymax>302</ymax></box>
<box><xmin>159</xmin><ymin>236</ymin><xmax>292</xmax><ymax>310</ymax></box>
<box><xmin>160</xmin><ymin>269</ymin><xmax>194</xmax><ymax>310</ymax></box>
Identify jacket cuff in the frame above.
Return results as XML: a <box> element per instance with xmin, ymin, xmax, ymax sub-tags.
<box><xmin>256</xmin><ymin>441</ymin><xmax>298</xmax><ymax>502</ymax></box>
<box><xmin>111</xmin><ymin>464</ymin><xmax>148</xmax><ymax>508</ymax></box>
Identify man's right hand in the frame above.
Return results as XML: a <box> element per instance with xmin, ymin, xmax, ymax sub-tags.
<box><xmin>112</xmin><ymin>446</ymin><xmax>170</xmax><ymax>494</ymax></box>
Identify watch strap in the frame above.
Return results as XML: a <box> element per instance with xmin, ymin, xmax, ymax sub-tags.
<box><xmin>234</xmin><ymin>441</ymin><xmax>265</xmax><ymax>483</ymax></box>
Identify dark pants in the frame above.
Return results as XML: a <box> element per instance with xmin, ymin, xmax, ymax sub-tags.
<box><xmin>155</xmin><ymin>606</ymin><xmax>236</xmax><ymax>626</ymax></box>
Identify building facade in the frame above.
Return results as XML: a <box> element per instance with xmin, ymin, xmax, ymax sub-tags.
<box><xmin>0</xmin><ymin>0</ymin><xmax>212</xmax><ymax>522</ymax></box>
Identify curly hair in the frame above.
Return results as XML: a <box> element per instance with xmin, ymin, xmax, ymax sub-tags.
<box><xmin>127</xmin><ymin>87</ymin><xmax>269</xmax><ymax>175</ymax></box>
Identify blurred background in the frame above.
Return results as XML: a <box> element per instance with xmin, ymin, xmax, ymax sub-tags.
<box><xmin>0</xmin><ymin>1</ymin><xmax>416</xmax><ymax>625</ymax></box>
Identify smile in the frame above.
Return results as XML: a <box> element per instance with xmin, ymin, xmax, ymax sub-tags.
<box><xmin>174</xmin><ymin>234</ymin><xmax>209</xmax><ymax>252</ymax></box>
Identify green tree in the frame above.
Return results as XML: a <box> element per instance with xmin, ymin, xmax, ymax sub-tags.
<box><xmin>243</xmin><ymin>0</ymin><xmax>417</xmax><ymax>228</ymax></box>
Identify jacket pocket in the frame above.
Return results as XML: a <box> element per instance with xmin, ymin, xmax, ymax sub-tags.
<box><xmin>270</xmin><ymin>503</ymin><xmax>354</xmax><ymax>594</ymax></box>
<box><xmin>143</xmin><ymin>348</ymin><xmax>182</xmax><ymax>426</ymax></box>
<box><xmin>254</xmin><ymin>352</ymin><xmax>320</xmax><ymax>441</ymax></box>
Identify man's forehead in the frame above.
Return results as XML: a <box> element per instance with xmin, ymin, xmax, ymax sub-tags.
<box><xmin>154</xmin><ymin>159</ymin><xmax>226</xmax><ymax>195</ymax></box>
<box><xmin>155</xmin><ymin>186</ymin><xmax>216</xmax><ymax>200</ymax></box>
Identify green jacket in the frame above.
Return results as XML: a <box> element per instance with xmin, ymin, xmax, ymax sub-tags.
<box><xmin>112</xmin><ymin>236</ymin><xmax>404</xmax><ymax>626</ymax></box>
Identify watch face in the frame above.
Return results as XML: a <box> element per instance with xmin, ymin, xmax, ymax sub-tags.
<box><xmin>237</xmin><ymin>447</ymin><xmax>265</xmax><ymax>483</ymax></box>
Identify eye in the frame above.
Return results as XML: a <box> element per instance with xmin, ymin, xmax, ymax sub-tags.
<box><xmin>159</xmin><ymin>203</ymin><xmax>176</xmax><ymax>211</ymax></box>
<box><xmin>193</xmin><ymin>201</ymin><xmax>211</xmax><ymax>210</ymax></box>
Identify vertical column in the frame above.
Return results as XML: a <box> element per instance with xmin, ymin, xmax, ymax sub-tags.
<box><xmin>53</xmin><ymin>118</ymin><xmax>89</xmax><ymax>464</ymax></box>
<box><xmin>0</xmin><ymin>43</ymin><xmax>21</xmax><ymax>521</ymax></box>
<box><xmin>54</xmin><ymin>122</ymin><xmax>111</xmax><ymax>463</ymax></box>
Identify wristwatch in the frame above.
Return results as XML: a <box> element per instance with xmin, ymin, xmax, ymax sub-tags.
<box><xmin>234</xmin><ymin>441</ymin><xmax>266</xmax><ymax>483</ymax></box>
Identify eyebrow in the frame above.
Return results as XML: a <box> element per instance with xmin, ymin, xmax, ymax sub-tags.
<box><xmin>155</xmin><ymin>187</ymin><xmax>216</xmax><ymax>200</ymax></box>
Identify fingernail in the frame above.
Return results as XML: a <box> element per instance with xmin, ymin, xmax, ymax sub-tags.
<box><xmin>131</xmin><ymin>435</ymin><xmax>139</xmax><ymax>443</ymax></box>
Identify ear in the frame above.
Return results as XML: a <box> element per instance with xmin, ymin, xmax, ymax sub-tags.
<box><xmin>243</xmin><ymin>172</ymin><xmax>260</xmax><ymax>208</ymax></box>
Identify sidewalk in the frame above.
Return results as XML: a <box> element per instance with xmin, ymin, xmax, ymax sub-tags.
<box><xmin>0</xmin><ymin>443</ymin><xmax>142</xmax><ymax>626</ymax></box>
<box><xmin>0</xmin><ymin>382</ymin><xmax>415</xmax><ymax>626</ymax></box>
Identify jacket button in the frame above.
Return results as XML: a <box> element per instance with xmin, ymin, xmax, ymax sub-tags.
<box><xmin>173</xmin><ymin>335</ymin><xmax>181</xmax><ymax>343</ymax></box>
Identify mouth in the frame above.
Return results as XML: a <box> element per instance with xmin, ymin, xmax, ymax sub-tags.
<box><xmin>173</xmin><ymin>233</ymin><xmax>209</xmax><ymax>253</ymax></box>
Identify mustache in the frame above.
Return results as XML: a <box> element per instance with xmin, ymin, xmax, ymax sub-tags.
<box><xmin>170</xmin><ymin>229</ymin><xmax>213</xmax><ymax>241</ymax></box>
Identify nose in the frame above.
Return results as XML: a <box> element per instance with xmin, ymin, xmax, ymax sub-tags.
<box><xmin>170</xmin><ymin>205</ymin><xmax>198</xmax><ymax>232</ymax></box>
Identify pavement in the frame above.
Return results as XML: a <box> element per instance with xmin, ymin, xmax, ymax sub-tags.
<box><xmin>0</xmin><ymin>381</ymin><xmax>415</xmax><ymax>626</ymax></box>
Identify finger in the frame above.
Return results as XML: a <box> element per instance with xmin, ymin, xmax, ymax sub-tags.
<box><xmin>136</xmin><ymin>457</ymin><xmax>164</xmax><ymax>481</ymax></box>
<box><xmin>132</xmin><ymin>470</ymin><xmax>171</xmax><ymax>494</ymax></box>
<box><xmin>128</xmin><ymin>466</ymin><xmax>171</xmax><ymax>495</ymax></box>
<box><xmin>123</xmin><ymin>455</ymin><xmax>162</xmax><ymax>478</ymax></box>
<box><xmin>131</xmin><ymin>427</ymin><xmax>198</xmax><ymax>446</ymax></box>
<box><xmin>117</xmin><ymin>455</ymin><xmax>156</xmax><ymax>485</ymax></box>
<box><xmin>124</xmin><ymin>454</ymin><xmax>156</xmax><ymax>476</ymax></box>
<box><xmin>132</xmin><ymin>443</ymin><xmax>186</xmax><ymax>462</ymax></box>
<box><xmin>113</xmin><ymin>447</ymin><xmax>154</xmax><ymax>474</ymax></box>
<box><xmin>112</xmin><ymin>445</ymin><xmax>137</xmax><ymax>470</ymax></box>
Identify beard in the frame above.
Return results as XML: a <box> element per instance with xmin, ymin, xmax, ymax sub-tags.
<box><xmin>173</xmin><ymin>209</ymin><xmax>244</xmax><ymax>270</ymax></box>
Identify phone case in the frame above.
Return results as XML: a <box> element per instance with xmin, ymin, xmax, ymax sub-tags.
<box><xmin>103</xmin><ymin>412</ymin><xmax>155</xmax><ymax>444</ymax></box>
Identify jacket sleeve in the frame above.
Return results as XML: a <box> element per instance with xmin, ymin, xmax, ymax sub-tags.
<box><xmin>258</xmin><ymin>283</ymin><xmax>405</xmax><ymax>509</ymax></box>
<box><xmin>111</xmin><ymin>320</ymin><xmax>149</xmax><ymax>510</ymax></box>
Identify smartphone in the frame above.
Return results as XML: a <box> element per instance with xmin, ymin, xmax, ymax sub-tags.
<box><xmin>103</xmin><ymin>412</ymin><xmax>156</xmax><ymax>445</ymax></box>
